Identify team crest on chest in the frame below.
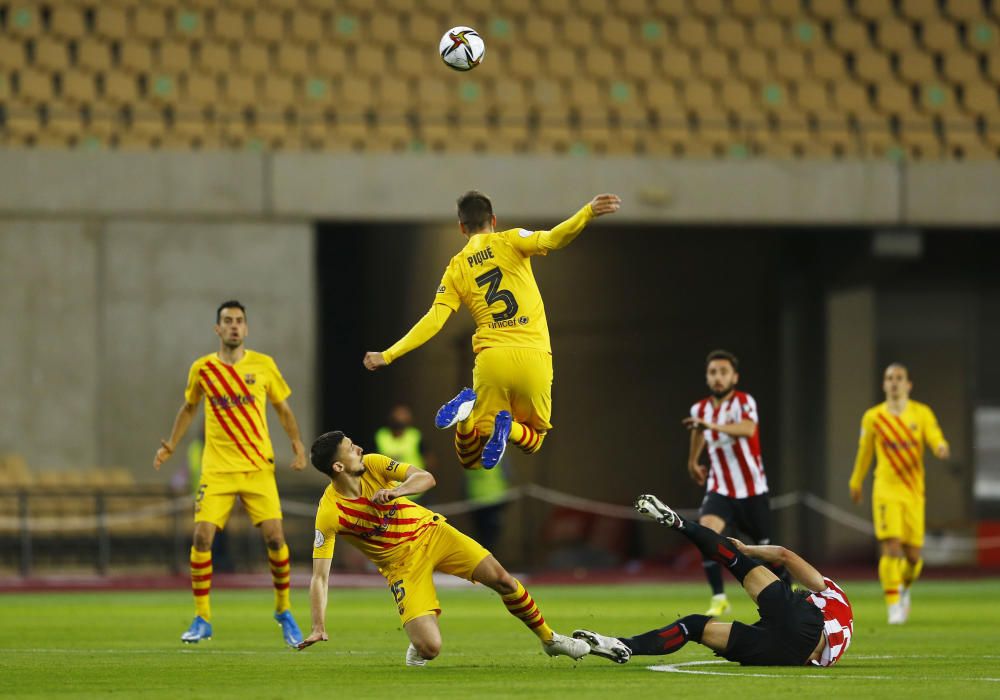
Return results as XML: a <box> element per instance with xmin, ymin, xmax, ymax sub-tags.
<box><xmin>244</xmin><ymin>373</ymin><xmax>256</xmax><ymax>385</ymax></box>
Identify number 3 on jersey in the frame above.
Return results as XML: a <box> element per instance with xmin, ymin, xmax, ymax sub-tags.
<box><xmin>476</xmin><ymin>267</ymin><xmax>519</xmax><ymax>322</ymax></box>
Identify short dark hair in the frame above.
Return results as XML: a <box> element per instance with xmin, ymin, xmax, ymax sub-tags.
<box><xmin>216</xmin><ymin>300</ymin><xmax>247</xmax><ymax>324</ymax></box>
<box><xmin>706</xmin><ymin>349</ymin><xmax>739</xmax><ymax>372</ymax></box>
<box><xmin>457</xmin><ymin>190</ymin><xmax>494</xmax><ymax>231</ymax></box>
<box><xmin>310</xmin><ymin>431</ymin><xmax>346</xmax><ymax>478</ymax></box>
<box><xmin>886</xmin><ymin>362</ymin><xmax>910</xmax><ymax>378</ymax></box>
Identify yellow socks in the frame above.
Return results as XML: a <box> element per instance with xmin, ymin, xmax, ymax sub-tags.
<box><xmin>509</xmin><ymin>423</ymin><xmax>545</xmax><ymax>454</ymax></box>
<box><xmin>191</xmin><ymin>547</ymin><xmax>212</xmax><ymax>620</ymax></box>
<box><xmin>879</xmin><ymin>555</ymin><xmax>904</xmax><ymax>605</ymax></box>
<box><xmin>269</xmin><ymin>543</ymin><xmax>292</xmax><ymax>613</ymax></box>
<box><xmin>501</xmin><ymin>579</ymin><xmax>554</xmax><ymax>643</ymax></box>
<box><xmin>902</xmin><ymin>558</ymin><xmax>923</xmax><ymax>589</ymax></box>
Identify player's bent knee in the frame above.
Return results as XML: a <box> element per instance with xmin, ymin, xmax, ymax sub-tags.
<box><xmin>415</xmin><ymin>639</ymin><xmax>441</xmax><ymax>660</ymax></box>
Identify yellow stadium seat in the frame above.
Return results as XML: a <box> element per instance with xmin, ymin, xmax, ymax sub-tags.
<box><xmin>649</xmin><ymin>0</ymin><xmax>687</xmax><ymax>18</ymax></box>
<box><xmin>919</xmin><ymin>82</ymin><xmax>957</xmax><ymax>114</ymax></box>
<box><xmin>17</xmin><ymin>68</ymin><xmax>53</xmax><ymax>103</ymax></box>
<box><xmin>562</xmin><ymin>16</ymin><xmax>595</xmax><ymax>49</ymax></box>
<box><xmin>730</xmin><ymin>0</ymin><xmax>764</xmax><ymax>20</ymax></box>
<box><xmin>173</xmin><ymin>7</ymin><xmax>205</xmax><ymax>41</ymax></box>
<box><xmin>212</xmin><ymin>8</ymin><xmax>247</xmax><ymax>42</ymax></box>
<box><xmin>506</xmin><ymin>46</ymin><xmax>541</xmax><ymax>80</ymax></box>
<box><xmin>899</xmin><ymin>0</ymin><xmax>940</xmax><ymax>21</ymax></box>
<box><xmin>922</xmin><ymin>19</ymin><xmax>960</xmax><ymax>52</ymax></box>
<box><xmin>720</xmin><ymin>80</ymin><xmax>755</xmax><ymax>112</ymax></box>
<box><xmin>715</xmin><ymin>18</ymin><xmax>749</xmax><ymax>50</ymax></box>
<box><xmin>351</xmin><ymin>47</ymin><xmax>388</xmax><ymax>78</ymax></box>
<box><xmin>47</xmin><ymin>103</ymin><xmax>85</xmax><ymax>141</ymax></box>
<box><xmin>832</xmin><ymin>81</ymin><xmax>874</xmax><ymax>116</ymax></box>
<box><xmin>811</xmin><ymin>0</ymin><xmax>848</xmax><ymax>20</ymax></box>
<box><xmin>277</xmin><ymin>44</ymin><xmax>308</xmax><ymax>76</ymax></box>
<box><xmin>375</xmin><ymin>75</ymin><xmax>413</xmax><ymax>110</ymax></box>
<box><xmin>697</xmin><ymin>48</ymin><xmax>730</xmax><ymax>81</ymax></box>
<box><xmin>51</xmin><ymin>7</ymin><xmax>86</xmax><ymax>38</ymax></box>
<box><xmin>390</xmin><ymin>45</ymin><xmax>430</xmax><ymax>81</ymax></box>
<box><xmin>183</xmin><ymin>73</ymin><xmax>218</xmax><ymax>106</ymax></box>
<box><xmin>586</xmin><ymin>47</ymin><xmax>617</xmax><ymax>80</ymax></box>
<box><xmin>962</xmin><ymin>82</ymin><xmax>998</xmax><ymax>115</ymax></box>
<box><xmin>120</xmin><ymin>40</ymin><xmax>154</xmax><ymax>73</ymax></box>
<box><xmin>537</xmin><ymin>0</ymin><xmax>573</xmax><ymax>19</ymax></box>
<box><xmin>810</xmin><ymin>50</ymin><xmax>848</xmax><ymax>81</ymax></box>
<box><xmin>524</xmin><ymin>16</ymin><xmax>557</xmax><ymax>46</ymax></box>
<box><xmin>645</xmin><ymin>81</ymin><xmax>685</xmax><ymax>121</ymax></box>
<box><xmin>683</xmin><ymin>81</ymin><xmax>721</xmax><ymax>112</ymax></box>
<box><xmin>735</xmin><ymin>49</ymin><xmax>770</xmax><ymax>82</ymax></box>
<box><xmin>290</xmin><ymin>10</ymin><xmax>323</xmax><ymax>44</ymax></box>
<box><xmin>77</xmin><ymin>39</ymin><xmax>113</xmax><ymax>73</ymax></box>
<box><xmin>854</xmin><ymin>49</ymin><xmax>893</xmax><ymax>83</ymax></box>
<box><xmin>751</xmin><ymin>18</ymin><xmax>786</xmax><ymax>50</ymax></box>
<box><xmin>158</xmin><ymin>41</ymin><xmax>192</xmax><ymax>73</ymax></box>
<box><xmin>251</xmin><ymin>8</ymin><xmax>285</xmax><ymax>43</ymax></box>
<box><xmin>62</xmin><ymin>74</ymin><xmax>97</xmax><ymax>104</ymax></box>
<box><xmin>223</xmin><ymin>72</ymin><xmax>258</xmax><ymax>107</ymax></box>
<box><xmin>676</xmin><ymin>18</ymin><xmax>710</xmax><ymax>51</ymax></box>
<box><xmin>898</xmin><ymin>53</ymin><xmax>937</xmax><ymax>83</ymax></box>
<box><xmin>988</xmin><ymin>53</ymin><xmax>1000</xmax><ymax>83</ymax></box>
<box><xmin>261</xmin><ymin>74</ymin><xmax>294</xmax><ymax>105</ymax></box>
<box><xmin>858</xmin><ymin>0</ymin><xmax>896</xmax><ymax>20</ymax></box>
<box><xmin>133</xmin><ymin>7</ymin><xmax>167</xmax><ymax>41</ymax></box>
<box><xmin>831</xmin><ymin>19</ymin><xmax>870</xmax><ymax>51</ymax></box>
<box><xmin>768</xmin><ymin>0</ymin><xmax>802</xmax><ymax>21</ymax></box>
<box><xmin>237</xmin><ymin>43</ymin><xmax>270</xmax><ymax>74</ymax></box>
<box><xmin>945</xmin><ymin>0</ymin><xmax>987</xmax><ymax>21</ymax></box>
<box><xmin>197</xmin><ymin>43</ymin><xmax>233</xmax><ymax>75</ymax></box>
<box><xmin>772</xmin><ymin>48</ymin><xmax>807</xmax><ymax>81</ymax></box>
<box><xmin>545</xmin><ymin>46</ymin><xmax>577</xmax><ymax>80</ymax></box>
<box><xmin>337</xmin><ymin>75</ymin><xmax>373</xmax><ymax>109</ymax></box>
<box><xmin>568</xmin><ymin>81</ymin><xmax>602</xmax><ymax>108</ymax></box>
<box><xmin>34</xmin><ymin>38</ymin><xmax>70</xmax><ymax>72</ymax></box>
<box><xmin>314</xmin><ymin>44</ymin><xmax>348</xmax><ymax>77</ymax></box>
<box><xmin>876</xmin><ymin>17</ymin><xmax>916</xmax><ymax>51</ymax></box>
<box><xmin>691</xmin><ymin>0</ymin><xmax>725</xmax><ymax>17</ymax></box>
<box><xmin>942</xmin><ymin>51</ymin><xmax>981</xmax><ymax>84</ymax></box>
<box><xmin>6</xmin><ymin>4</ymin><xmax>40</xmax><ymax>38</ymax></box>
<box><xmin>622</xmin><ymin>47</ymin><xmax>657</xmax><ymax>82</ymax></box>
<box><xmin>600</xmin><ymin>16</ymin><xmax>630</xmax><ymax>46</ymax></box>
<box><xmin>967</xmin><ymin>20</ymin><xmax>999</xmax><ymax>53</ymax></box>
<box><xmin>0</xmin><ymin>36</ymin><xmax>26</xmax><ymax>70</ymax></box>
<box><xmin>528</xmin><ymin>78</ymin><xmax>567</xmax><ymax>108</ymax></box>
<box><xmin>876</xmin><ymin>81</ymin><xmax>913</xmax><ymax>114</ymax></box>
<box><xmin>661</xmin><ymin>50</ymin><xmax>694</xmax><ymax>81</ymax></box>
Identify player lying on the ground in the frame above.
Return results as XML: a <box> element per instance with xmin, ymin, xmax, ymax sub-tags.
<box><xmin>297</xmin><ymin>430</ymin><xmax>590</xmax><ymax>666</ymax></box>
<box><xmin>574</xmin><ymin>494</ymin><xmax>854</xmax><ymax>667</ymax></box>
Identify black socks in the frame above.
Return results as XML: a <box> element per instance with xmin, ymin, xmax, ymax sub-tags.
<box><xmin>619</xmin><ymin>614</ymin><xmax>710</xmax><ymax>656</ymax></box>
<box><xmin>679</xmin><ymin>518</ymin><xmax>761</xmax><ymax>584</ymax></box>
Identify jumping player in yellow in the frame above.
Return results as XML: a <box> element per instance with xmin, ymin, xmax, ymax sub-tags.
<box><xmin>153</xmin><ymin>300</ymin><xmax>307</xmax><ymax>646</ymax></box>
<box><xmin>363</xmin><ymin>191</ymin><xmax>621</xmax><ymax>470</ymax></box>
<box><xmin>297</xmin><ymin>430</ymin><xmax>590</xmax><ymax>665</ymax></box>
<box><xmin>849</xmin><ymin>363</ymin><xmax>949</xmax><ymax>625</ymax></box>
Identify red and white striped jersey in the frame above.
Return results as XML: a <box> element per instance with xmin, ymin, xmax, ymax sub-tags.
<box><xmin>690</xmin><ymin>391</ymin><xmax>768</xmax><ymax>498</ymax></box>
<box><xmin>807</xmin><ymin>577</ymin><xmax>854</xmax><ymax>667</ymax></box>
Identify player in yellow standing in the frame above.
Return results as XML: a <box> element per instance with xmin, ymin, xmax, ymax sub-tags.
<box><xmin>154</xmin><ymin>300</ymin><xmax>307</xmax><ymax>646</ymax></box>
<box><xmin>363</xmin><ymin>191</ymin><xmax>621</xmax><ymax>470</ymax></box>
<box><xmin>849</xmin><ymin>363</ymin><xmax>950</xmax><ymax>624</ymax></box>
<box><xmin>297</xmin><ymin>430</ymin><xmax>589</xmax><ymax>665</ymax></box>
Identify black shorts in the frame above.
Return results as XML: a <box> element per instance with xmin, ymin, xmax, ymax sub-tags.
<box><xmin>700</xmin><ymin>492</ymin><xmax>773</xmax><ymax>544</ymax></box>
<box><xmin>720</xmin><ymin>581</ymin><xmax>825</xmax><ymax>666</ymax></box>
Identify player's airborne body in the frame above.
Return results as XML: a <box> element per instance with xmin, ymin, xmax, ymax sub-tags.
<box><xmin>363</xmin><ymin>191</ymin><xmax>621</xmax><ymax>470</ymax></box>
<box><xmin>683</xmin><ymin>350</ymin><xmax>786</xmax><ymax>617</ymax></box>
<box><xmin>849</xmin><ymin>363</ymin><xmax>949</xmax><ymax>624</ymax></box>
<box><xmin>153</xmin><ymin>301</ymin><xmax>307</xmax><ymax>646</ymax></box>
<box><xmin>297</xmin><ymin>430</ymin><xmax>590</xmax><ymax>665</ymax></box>
<box><xmin>574</xmin><ymin>495</ymin><xmax>854</xmax><ymax>668</ymax></box>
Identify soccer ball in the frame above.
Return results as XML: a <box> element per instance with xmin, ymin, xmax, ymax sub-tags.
<box><xmin>439</xmin><ymin>26</ymin><xmax>485</xmax><ymax>71</ymax></box>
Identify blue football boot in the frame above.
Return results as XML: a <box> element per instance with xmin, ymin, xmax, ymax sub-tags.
<box><xmin>275</xmin><ymin>610</ymin><xmax>303</xmax><ymax>648</ymax></box>
<box><xmin>434</xmin><ymin>387</ymin><xmax>477</xmax><ymax>429</ymax></box>
<box><xmin>481</xmin><ymin>410</ymin><xmax>512</xmax><ymax>469</ymax></box>
<box><xmin>181</xmin><ymin>616</ymin><xmax>212</xmax><ymax>643</ymax></box>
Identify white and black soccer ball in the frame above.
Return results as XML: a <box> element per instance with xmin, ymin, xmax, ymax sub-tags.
<box><xmin>439</xmin><ymin>26</ymin><xmax>485</xmax><ymax>72</ymax></box>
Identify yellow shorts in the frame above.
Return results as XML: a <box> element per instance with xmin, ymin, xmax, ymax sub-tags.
<box><xmin>380</xmin><ymin>521</ymin><xmax>491</xmax><ymax>626</ymax></box>
<box><xmin>872</xmin><ymin>495</ymin><xmax>924</xmax><ymax>547</ymax></box>
<box><xmin>472</xmin><ymin>347</ymin><xmax>553</xmax><ymax>436</ymax></box>
<box><xmin>195</xmin><ymin>470</ymin><xmax>282</xmax><ymax>529</ymax></box>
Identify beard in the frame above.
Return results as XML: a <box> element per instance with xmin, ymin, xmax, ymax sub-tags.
<box><xmin>222</xmin><ymin>336</ymin><xmax>243</xmax><ymax>349</ymax></box>
<box><xmin>710</xmin><ymin>384</ymin><xmax>735</xmax><ymax>399</ymax></box>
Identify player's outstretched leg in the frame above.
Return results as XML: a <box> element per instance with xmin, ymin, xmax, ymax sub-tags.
<box><xmin>575</xmin><ymin>614</ymin><xmax>710</xmax><ymax>662</ymax></box>
<box><xmin>435</xmin><ymin>387</ymin><xmax>477</xmax><ymax>429</ymax></box>
<box><xmin>571</xmin><ymin>629</ymin><xmax>632</xmax><ymax>664</ymax></box>
<box><xmin>481</xmin><ymin>410</ymin><xmax>512</xmax><ymax>469</ymax></box>
<box><xmin>634</xmin><ymin>494</ymin><xmax>764</xmax><ymax>585</ymax></box>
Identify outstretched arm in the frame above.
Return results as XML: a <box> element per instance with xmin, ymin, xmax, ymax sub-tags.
<box><xmin>728</xmin><ymin>539</ymin><xmax>827</xmax><ymax>592</ymax></box>
<box><xmin>298</xmin><ymin>557</ymin><xmax>333</xmax><ymax>650</ymax></box>
<box><xmin>363</xmin><ymin>303</ymin><xmax>455</xmax><ymax>370</ymax></box>
<box><xmin>531</xmin><ymin>194</ymin><xmax>621</xmax><ymax>253</ymax></box>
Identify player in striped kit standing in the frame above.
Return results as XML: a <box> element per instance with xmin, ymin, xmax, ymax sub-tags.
<box><xmin>683</xmin><ymin>349</ymin><xmax>784</xmax><ymax>617</ymax></box>
<box><xmin>574</xmin><ymin>494</ymin><xmax>854</xmax><ymax>668</ymax></box>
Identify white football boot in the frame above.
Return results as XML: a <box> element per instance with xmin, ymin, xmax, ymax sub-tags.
<box><xmin>572</xmin><ymin>629</ymin><xmax>632</xmax><ymax>664</ymax></box>
<box><xmin>543</xmin><ymin>632</ymin><xmax>590</xmax><ymax>660</ymax></box>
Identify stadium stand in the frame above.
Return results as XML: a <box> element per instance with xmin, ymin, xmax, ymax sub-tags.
<box><xmin>0</xmin><ymin>0</ymin><xmax>997</xmax><ymax>157</ymax></box>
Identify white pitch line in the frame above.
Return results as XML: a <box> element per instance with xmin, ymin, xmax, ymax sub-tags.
<box><xmin>648</xmin><ymin>659</ymin><xmax>1000</xmax><ymax>682</ymax></box>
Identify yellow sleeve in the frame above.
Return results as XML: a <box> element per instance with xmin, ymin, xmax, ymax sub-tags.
<box><xmin>508</xmin><ymin>204</ymin><xmax>595</xmax><ymax>256</ymax></box>
<box><xmin>848</xmin><ymin>410</ymin><xmax>877</xmax><ymax>491</ymax></box>
<box><xmin>312</xmin><ymin>500</ymin><xmax>338</xmax><ymax>559</ymax></box>
<box><xmin>921</xmin><ymin>405</ymin><xmax>948</xmax><ymax>454</ymax></box>
<box><xmin>382</xmin><ymin>302</ymin><xmax>454</xmax><ymax>364</ymax></box>
<box><xmin>362</xmin><ymin>453</ymin><xmax>412</xmax><ymax>482</ymax></box>
<box><xmin>183</xmin><ymin>359</ymin><xmax>202</xmax><ymax>405</ymax></box>
<box><xmin>266</xmin><ymin>356</ymin><xmax>292</xmax><ymax>404</ymax></box>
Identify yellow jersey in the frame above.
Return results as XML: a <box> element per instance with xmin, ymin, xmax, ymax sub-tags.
<box><xmin>849</xmin><ymin>400</ymin><xmax>948</xmax><ymax>500</ymax></box>
<box><xmin>382</xmin><ymin>204</ymin><xmax>596</xmax><ymax>363</ymax></box>
<box><xmin>311</xmin><ymin>453</ymin><xmax>442</xmax><ymax>571</ymax></box>
<box><xmin>184</xmin><ymin>350</ymin><xmax>291</xmax><ymax>475</ymax></box>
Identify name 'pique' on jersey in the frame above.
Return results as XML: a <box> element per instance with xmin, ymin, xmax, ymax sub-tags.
<box><xmin>690</xmin><ymin>391</ymin><xmax>769</xmax><ymax>498</ymax></box>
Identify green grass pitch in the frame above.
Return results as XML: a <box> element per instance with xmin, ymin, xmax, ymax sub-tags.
<box><xmin>3</xmin><ymin>579</ymin><xmax>999</xmax><ymax>699</ymax></box>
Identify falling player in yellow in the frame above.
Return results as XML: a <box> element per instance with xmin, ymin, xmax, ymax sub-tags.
<box><xmin>363</xmin><ymin>191</ymin><xmax>621</xmax><ymax>470</ymax></box>
<box><xmin>296</xmin><ymin>430</ymin><xmax>590</xmax><ymax>665</ymax></box>
<box><xmin>153</xmin><ymin>300</ymin><xmax>307</xmax><ymax>646</ymax></box>
<box><xmin>849</xmin><ymin>363</ymin><xmax>949</xmax><ymax>625</ymax></box>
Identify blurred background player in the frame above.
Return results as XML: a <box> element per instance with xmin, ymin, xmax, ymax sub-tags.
<box><xmin>465</xmin><ymin>455</ymin><xmax>511</xmax><ymax>554</ymax></box>
<box><xmin>374</xmin><ymin>403</ymin><xmax>437</xmax><ymax>501</ymax></box>
<box><xmin>683</xmin><ymin>349</ymin><xmax>785</xmax><ymax>617</ymax></box>
<box><xmin>298</xmin><ymin>430</ymin><xmax>589</xmax><ymax>665</ymax></box>
<box><xmin>849</xmin><ymin>363</ymin><xmax>950</xmax><ymax>624</ymax></box>
<box><xmin>363</xmin><ymin>191</ymin><xmax>621</xmax><ymax>470</ymax></box>
<box><xmin>575</xmin><ymin>494</ymin><xmax>853</xmax><ymax>668</ymax></box>
<box><xmin>153</xmin><ymin>300</ymin><xmax>307</xmax><ymax>646</ymax></box>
